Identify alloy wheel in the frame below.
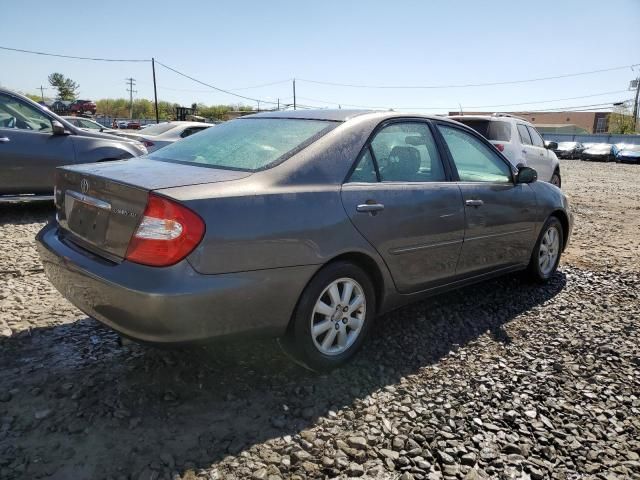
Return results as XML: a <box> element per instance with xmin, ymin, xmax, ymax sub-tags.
<box><xmin>539</xmin><ymin>226</ymin><xmax>560</xmax><ymax>276</ymax></box>
<box><xmin>310</xmin><ymin>277</ymin><xmax>366</xmax><ymax>356</ymax></box>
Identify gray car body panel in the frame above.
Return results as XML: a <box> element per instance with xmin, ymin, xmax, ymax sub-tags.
<box><xmin>0</xmin><ymin>88</ymin><xmax>145</xmax><ymax>196</ymax></box>
<box><xmin>37</xmin><ymin>110</ymin><xmax>573</xmax><ymax>343</ymax></box>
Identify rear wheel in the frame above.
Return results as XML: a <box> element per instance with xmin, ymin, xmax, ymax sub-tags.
<box><xmin>282</xmin><ymin>261</ymin><xmax>375</xmax><ymax>371</ymax></box>
<box><xmin>550</xmin><ymin>171</ymin><xmax>561</xmax><ymax>188</ymax></box>
<box><xmin>527</xmin><ymin>216</ymin><xmax>563</xmax><ymax>282</ymax></box>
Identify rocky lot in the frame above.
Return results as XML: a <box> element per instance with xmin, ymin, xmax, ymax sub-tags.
<box><xmin>0</xmin><ymin>160</ymin><xmax>639</xmax><ymax>480</ymax></box>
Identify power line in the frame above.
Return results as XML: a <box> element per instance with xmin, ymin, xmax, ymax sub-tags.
<box><xmin>0</xmin><ymin>45</ymin><xmax>150</xmax><ymax>62</ymax></box>
<box><xmin>298</xmin><ymin>63</ymin><xmax>639</xmax><ymax>89</ymax></box>
<box><xmin>297</xmin><ymin>90</ymin><xmax>629</xmax><ymax>111</ymax></box>
<box><xmin>154</xmin><ymin>60</ymin><xmax>279</xmax><ymax>105</ymax></box>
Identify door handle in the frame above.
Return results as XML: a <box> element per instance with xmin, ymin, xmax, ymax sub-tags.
<box><xmin>465</xmin><ymin>199</ymin><xmax>484</xmax><ymax>207</ymax></box>
<box><xmin>0</xmin><ymin>137</ymin><xmax>9</xmax><ymax>143</ymax></box>
<box><xmin>356</xmin><ymin>203</ymin><xmax>385</xmax><ymax>213</ymax></box>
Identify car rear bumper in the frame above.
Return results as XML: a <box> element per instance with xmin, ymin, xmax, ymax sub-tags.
<box><xmin>36</xmin><ymin>222</ymin><xmax>317</xmax><ymax>343</ymax></box>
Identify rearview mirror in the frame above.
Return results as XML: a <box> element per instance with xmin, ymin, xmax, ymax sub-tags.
<box><xmin>516</xmin><ymin>166</ymin><xmax>537</xmax><ymax>184</ymax></box>
<box><xmin>52</xmin><ymin>120</ymin><xmax>67</xmax><ymax>135</ymax></box>
<box><xmin>545</xmin><ymin>141</ymin><xmax>558</xmax><ymax>150</ymax></box>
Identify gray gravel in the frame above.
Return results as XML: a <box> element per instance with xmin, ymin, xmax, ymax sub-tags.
<box><xmin>1</xmin><ymin>161</ymin><xmax>639</xmax><ymax>480</ymax></box>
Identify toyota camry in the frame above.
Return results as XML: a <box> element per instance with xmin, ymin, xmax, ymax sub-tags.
<box><xmin>37</xmin><ymin>110</ymin><xmax>572</xmax><ymax>370</ymax></box>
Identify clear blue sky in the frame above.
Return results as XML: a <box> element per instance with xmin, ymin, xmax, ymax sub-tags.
<box><xmin>1</xmin><ymin>0</ymin><xmax>639</xmax><ymax>114</ymax></box>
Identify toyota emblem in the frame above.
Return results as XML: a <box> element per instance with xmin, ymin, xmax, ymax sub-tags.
<box><xmin>80</xmin><ymin>178</ymin><xmax>89</xmax><ymax>194</ymax></box>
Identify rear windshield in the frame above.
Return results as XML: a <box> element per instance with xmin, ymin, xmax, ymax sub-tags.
<box><xmin>149</xmin><ymin>118</ymin><xmax>336</xmax><ymax>171</ymax></box>
<box><xmin>558</xmin><ymin>142</ymin><xmax>578</xmax><ymax>148</ymax></box>
<box><xmin>140</xmin><ymin>123</ymin><xmax>178</xmax><ymax>136</ymax></box>
<box><xmin>453</xmin><ymin>119</ymin><xmax>511</xmax><ymax>142</ymax></box>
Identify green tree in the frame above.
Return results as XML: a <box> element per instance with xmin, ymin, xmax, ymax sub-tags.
<box><xmin>48</xmin><ymin>72</ymin><xmax>80</xmax><ymax>101</ymax></box>
<box><xmin>25</xmin><ymin>93</ymin><xmax>43</xmax><ymax>103</ymax></box>
<box><xmin>608</xmin><ymin>104</ymin><xmax>635</xmax><ymax>134</ymax></box>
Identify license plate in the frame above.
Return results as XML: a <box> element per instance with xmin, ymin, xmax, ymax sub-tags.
<box><xmin>65</xmin><ymin>191</ymin><xmax>111</xmax><ymax>245</ymax></box>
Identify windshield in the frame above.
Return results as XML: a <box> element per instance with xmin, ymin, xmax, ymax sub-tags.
<box><xmin>149</xmin><ymin>118</ymin><xmax>336</xmax><ymax>171</ymax></box>
<box><xmin>453</xmin><ymin>119</ymin><xmax>511</xmax><ymax>142</ymax></box>
<box><xmin>140</xmin><ymin>123</ymin><xmax>178</xmax><ymax>136</ymax></box>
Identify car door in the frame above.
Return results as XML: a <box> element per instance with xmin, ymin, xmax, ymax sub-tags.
<box><xmin>0</xmin><ymin>92</ymin><xmax>76</xmax><ymax>195</ymax></box>
<box><xmin>527</xmin><ymin>126</ymin><xmax>552</xmax><ymax>181</ymax></box>
<box><xmin>435</xmin><ymin>122</ymin><xmax>537</xmax><ymax>276</ymax></box>
<box><xmin>341</xmin><ymin>120</ymin><xmax>465</xmax><ymax>293</ymax></box>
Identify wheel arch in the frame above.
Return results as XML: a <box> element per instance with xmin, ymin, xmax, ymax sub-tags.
<box><xmin>285</xmin><ymin>251</ymin><xmax>387</xmax><ymax>334</ymax></box>
<box><xmin>550</xmin><ymin>209</ymin><xmax>569</xmax><ymax>251</ymax></box>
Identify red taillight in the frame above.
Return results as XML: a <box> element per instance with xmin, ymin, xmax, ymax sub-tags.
<box><xmin>142</xmin><ymin>140</ymin><xmax>154</xmax><ymax>148</ymax></box>
<box><xmin>494</xmin><ymin>144</ymin><xmax>505</xmax><ymax>152</ymax></box>
<box><xmin>125</xmin><ymin>194</ymin><xmax>205</xmax><ymax>267</ymax></box>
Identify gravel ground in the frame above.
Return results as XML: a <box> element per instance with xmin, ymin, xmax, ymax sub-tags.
<box><xmin>1</xmin><ymin>160</ymin><xmax>639</xmax><ymax>480</ymax></box>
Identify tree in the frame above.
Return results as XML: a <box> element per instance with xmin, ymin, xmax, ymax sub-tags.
<box><xmin>607</xmin><ymin>102</ymin><xmax>636</xmax><ymax>134</ymax></box>
<box><xmin>48</xmin><ymin>73</ymin><xmax>80</xmax><ymax>101</ymax></box>
<box><xmin>25</xmin><ymin>93</ymin><xmax>43</xmax><ymax>103</ymax></box>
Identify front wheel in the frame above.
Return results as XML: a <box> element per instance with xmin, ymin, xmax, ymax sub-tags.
<box><xmin>527</xmin><ymin>217</ymin><xmax>564</xmax><ymax>282</ymax></box>
<box><xmin>282</xmin><ymin>261</ymin><xmax>376</xmax><ymax>371</ymax></box>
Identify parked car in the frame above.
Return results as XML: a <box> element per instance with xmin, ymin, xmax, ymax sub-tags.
<box><xmin>449</xmin><ymin>114</ymin><xmax>561</xmax><ymax>187</ymax></box>
<box><xmin>0</xmin><ymin>88</ymin><xmax>147</xmax><ymax>201</ymax></box>
<box><xmin>115</xmin><ymin>120</ymin><xmax>129</xmax><ymax>129</ymax></box>
<box><xmin>111</xmin><ymin>121</ymin><xmax>213</xmax><ymax>152</ymax></box>
<box><xmin>615</xmin><ymin>144</ymin><xmax>640</xmax><ymax>164</ymax></box>
<box><xmin>553</xmin><ymin>141</ymin><xmax>584</xmax><ymax>159</ymax></box>
<box><xmin>50</xmin><ymin>100</ymin><xmax>71</xmax><ymax>114</ymax></box>
<box><xmin>582</xmin><ymin>143</ymin><xmax>618</xmax><ymax>162</ymax></box>
<box><xmin>69</xmin><ymin>99</ymin><xmax>97</xmax><ymax>115</ymax></box>
<box><xmin>62</xmin><ymin>116</ymin><xmax>118</xmax><ymax>134</ymax></box>
<box><xmin>36</xmin><ymin>110</ymin><xmax>572</xmax><ymax>369</ymax></box>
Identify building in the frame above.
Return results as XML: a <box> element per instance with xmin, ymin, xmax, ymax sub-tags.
<box><xmin>448</xmin><ymin>111</ymin><xmax>611</xmax><ymax>134</ymax></box>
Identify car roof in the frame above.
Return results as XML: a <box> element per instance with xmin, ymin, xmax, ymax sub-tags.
<box><xmin>243</xmin><ymin>108</ymin><xmax>463</xmax><ymax>125</ymax></box>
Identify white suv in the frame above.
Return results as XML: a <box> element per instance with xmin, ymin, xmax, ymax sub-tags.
<box><xmin>449</xmin><ymin>114</ymin><xmax>561</xmax><ymax>187</ymax></box>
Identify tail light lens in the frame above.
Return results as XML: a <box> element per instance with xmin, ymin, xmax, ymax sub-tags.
<box><xmin>125</xmin><ymin>194</ymin><xmax>205</xmax><ymax>267</ymax></box>
<box><xmin>494</xmin><ymin>144</ymin><xmax>505</xmax><ymax>152</ymax></box>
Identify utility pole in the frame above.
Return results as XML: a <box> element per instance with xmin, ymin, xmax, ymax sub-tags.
<box><xmin>293</xmin><ymin>78</ymin><xmax>296</xmax><ymax>110</ymax></box>
<box><xmin>38</xmin><ymin>85</ymin><xmax>48</xmax><ymax>102</ymax></box>
<box><xmin>125</xmin><ymin>77</ymin><xmax>137</xmax><ymax>119</ymax></box>
<box><xmin>257</xmin><ymin>100</ymin><xmax>261</xmax><ymax>112</ymax></box>
<box><xmin>152</xmin><ymin>58</ymin><xmax>159</xmax><ymax>124</ymax></box>
<box><xmin>277</xmin><ymin>98</ymin><xmax>280</xmax><ymax>111</ymax></box>
<box><xmin>631</xmin><ymin>77</ymin><xmax>640</xmax><ymax>133</ymax></box>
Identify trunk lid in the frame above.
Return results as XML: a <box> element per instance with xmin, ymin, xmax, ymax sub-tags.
<box><xmin>55</xmin><ymin>158</ymin><xmax>251</xmax><ymax>260</ymax></box>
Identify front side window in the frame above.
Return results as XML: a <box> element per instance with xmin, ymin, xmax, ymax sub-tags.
<box><xmin>527</xmin><ymin>126</ymin><xmax>545</xmax><ymax>147</ymax></box>
<box><xmin>369</xmin><ymin>122</ymin><xmax>446</xmax><ymax>182</ymax></box>
<box><xmin>149</xmin><ymin>118</ymin><xmax>335</xmax><ymax>171</ymax></box>
<box><xmin>438</xmin><ymin>125</ymin><xmax>512</xmax><ymax>183</ymax></box>
<box><xmin>0</xmin><ymin>94</ymin><xmax>52</xmax><ymax>133</ymax></box>
<box><xmin>517</xmin><ymin>124</ymin><xmax>532</xmax><ymax>145</ymax></box>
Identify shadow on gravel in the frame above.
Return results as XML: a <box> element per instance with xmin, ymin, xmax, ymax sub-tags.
<box><xmin>0</xmin><ymin>202</ymin><xmax>55</xmax><ymax>225</ymax></box>
<box><xmin>0</xmin><ymin>267</ymin><xmax>566</xmax><ymax>479</ymax></box>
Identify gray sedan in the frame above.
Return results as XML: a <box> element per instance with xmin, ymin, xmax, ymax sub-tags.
<box><xmin>36</xmin><ymin>110</ymin><xmax>573</xmax><ymax>369</ymax></box>
<box><xmin>0</xmin><ymin>88</ymin><xmax>147</xmax><ymax>201</ymax></box>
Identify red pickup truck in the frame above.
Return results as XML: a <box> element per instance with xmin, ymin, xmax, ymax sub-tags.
<box><xmin>69</xmin><ymin>100</ymin><xmax>97</xmax><ymax>115</ymax></box>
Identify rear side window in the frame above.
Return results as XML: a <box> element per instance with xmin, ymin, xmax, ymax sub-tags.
<box><xmin>454</xmin><ymin>119</ymin><xmax>511</xmax><ymax>142</ymax></box>
<box><xmin>349</xmin><ymin>149</ymin><xmax>378</xmax><ymax>182</ymax></box>
<box><xmin>527</xmin><ymin>126</ymin><xmax>545</xmax><ymax>147</ymax></box>
<box><xmin>369</xmin><ymin>122</ymin><xmax>446</xmax><ymax>182</ymax></box>
<box><xmin>517</xmin><ymin>124</ymin><xmax>532</xmax><ymax>145</ymax></box>
<box><xmin>150</xmin><ymin>118</ymin><xmax>335</xmax><ymax>171</ymax></box>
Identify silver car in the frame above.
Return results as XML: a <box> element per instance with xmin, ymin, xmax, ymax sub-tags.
<box><xmin>0</xmin><ymin>88</ymin><xmax>147</xmax><ymax>201</ymax></box>
<box><xmin>37</xmin><ymin>110</ymin><xmax>573</xmax><ymax>369</ymax></box>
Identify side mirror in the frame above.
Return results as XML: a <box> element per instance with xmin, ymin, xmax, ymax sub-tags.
<box><xmin>52</xmin><ymin>120</ymin><xmax>67</xmax><ymax>135</ymax></box>
<box><xmin>545</xmin><ymin>141</ymin><xmax>558</xmax><ymax>150</ymax></box>
<box><xmin>516</xmin><ymin>165</ymin><xmax>537</xmax><ymax>184</ymax></box>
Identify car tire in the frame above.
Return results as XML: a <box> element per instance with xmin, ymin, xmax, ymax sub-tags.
<box><xmin>282</xmin><ymin>261</ymin><xmax>376</xmax><ymax>371</ymax></box>
<box><xmin>527</xmin><ymin>216</ymin><xmax>564</xmax><ymax>283</ymax></box>
<box><xmin>550</xmin><ymin>171</ymin><xmax>561</xmax><ymax>188</ymax></box>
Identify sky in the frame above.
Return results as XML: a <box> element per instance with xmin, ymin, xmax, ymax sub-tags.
<box><xmin>1</xmin><ymin>0</ymin><xmax>639</xmax><ymax>115</ymax></box>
